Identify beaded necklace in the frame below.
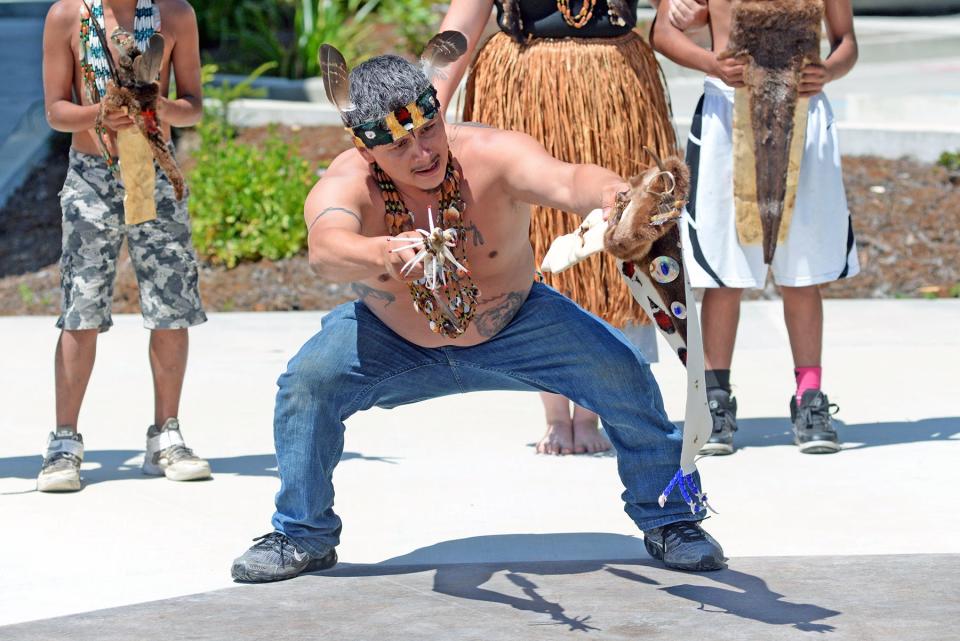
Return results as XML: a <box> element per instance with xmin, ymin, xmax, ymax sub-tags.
<box><xmin>556</xmin><ymin>0</ymin><xmax>596</xmax><ymax>28</ymax></box>
<box><xmin>374</xmin><ymin>152</ymin><xmax>481</xmax><ymax>338</ymax></box>
<box><xmin>79</xmin><ymin>0</ymin><xmax>159</xmax><ymax>170</ymax></box>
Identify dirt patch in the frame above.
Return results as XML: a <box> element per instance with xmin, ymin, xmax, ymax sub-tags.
<box><xmin>820</xmin><ymin>156</ymin><xmax>960</xmax><ymax>299</ymax></box>
<box><xmin>2</xmin><ymin>126</ymin><xmax>958</xmax><ymax>318</ymax></box>
<box><xmin>0</xmin><ymin>133</ymin><xmax>71</xmax><ymax>279</ymax></box>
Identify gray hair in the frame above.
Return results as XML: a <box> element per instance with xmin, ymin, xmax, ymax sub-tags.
<box><xmin>344</xmin><ymin>55</ymin><xmax>432</xmax><ymax>128</ymax></box>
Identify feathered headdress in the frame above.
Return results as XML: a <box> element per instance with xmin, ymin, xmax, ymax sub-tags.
<box><xmin>318</xmin><ymin>32</ymin><xmax>468</xmax><ymax>149</ymax></box>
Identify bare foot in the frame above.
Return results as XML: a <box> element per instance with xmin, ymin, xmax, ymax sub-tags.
<box><xmin>536</xmin><ymin>422</ymin><xmax>574</xmax><ymax>455</ymax></box>
<box><xmin>571</xmin><ymin>405</ymin><xmax>611</xmax><ymax>454</ymax></box>
<box><xmin>573</xmin><ymin>421</ymin><xmax>612</xmax><ymax>454</ymax></box>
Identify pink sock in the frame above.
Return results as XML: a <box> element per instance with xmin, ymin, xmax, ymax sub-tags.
<box><xmin>794</xmin><ymin>366</ymin><xmax>822</xmax><ymax>402</ymax></box>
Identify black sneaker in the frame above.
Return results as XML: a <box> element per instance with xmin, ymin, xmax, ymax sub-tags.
<box><xmin>790</xmin><ymin>389</ymin><xmax>841</xmax><ymax>454</ymax></box>
<box><xmin>699</xmin><ymin>388</ymin><xmax>738</xmax><ymax>455</ymax></box>
<box><xmin>644</xmin><ymin>521</ymin><xmax>726</xmax><ymax>571</ymax></box>
<box><xmin>231</xmin><ymin>532</ymin><xmax>338</xmax><ymax>583</ymax></box>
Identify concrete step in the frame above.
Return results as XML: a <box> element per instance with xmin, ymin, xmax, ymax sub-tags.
<box><xmin>0</xmin><ymin>554</ymin><xmax>955</xmax><ymax>640</ymax></box>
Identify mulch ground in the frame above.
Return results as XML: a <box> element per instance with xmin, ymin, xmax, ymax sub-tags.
<box><xmin>2</xmin><ymin>126</ymin><xmax>958</xmax><ymax>317</ymax></box>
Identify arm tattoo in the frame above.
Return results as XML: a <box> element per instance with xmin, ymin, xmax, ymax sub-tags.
<box><xmin>351</xmin><ymin>282</ymin><xmax>396</xmax><ymax>307</ymax></box>
<box><xmin>474</xmin><ymin>291</ymin><xmax>525</xmax><ymax>338</ymax></box>
<box><xmin>308</xmin><ymin>207</ymin><xmax>362</xmax><ymax>231</ymax></box>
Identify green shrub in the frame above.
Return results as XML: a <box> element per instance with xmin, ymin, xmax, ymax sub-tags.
<box><xmin>377</xmin><ymin>0</ymin><xmax>440</xmax><ymax>56</ymax></box>
<box><xmin>188</xmin><ymin>66</ymin><xmax>315</xmax><ymax>268</ymax></box>
<box><xmin>937</xmin><ymin>150</ymin><xmax>960</xmax><ymax>172</ymax></box>
<box><xmin>193</xmin><ymin>0</ymin><xmax>442</xmax><ymax>78</ymax></box>
<box><xmin>290</xmin><ymin>0</ymin><xmax>381</xmax><ymax>78</ymax></box>
<box><xmin>192</xmin><ymin>0</ymin><xmax>296</xmax><ymax>75</ymax></box>
<box><xmin>190</xmin><ymin>131</ymin><xmax>314</xmax><ymax>268</ymax></box>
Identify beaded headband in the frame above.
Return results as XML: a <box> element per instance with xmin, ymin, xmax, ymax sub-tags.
<box><xmin>349</xmin><ymin>86</ymin><xmax>441</xmax><ymax>149</ymax></box>
<box><xmin>317</xmin><ymin>32</ymin><xmax>467</xmax><ymax>149</ymax></box>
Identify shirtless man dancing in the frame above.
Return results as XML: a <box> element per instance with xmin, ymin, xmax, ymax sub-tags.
<box><xmin>230</xmin><ymin>53</ymin><xmax>725</xmax><ymax>582</ymax></box>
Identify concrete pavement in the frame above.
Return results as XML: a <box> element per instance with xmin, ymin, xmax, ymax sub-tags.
<box><xmin>2</xmin><ymin>555</ymin><xmax>958</xmax><ymax>640</ymax></box>
<box><xmin>1</xmin><ymin>300</ymin><xmax>958</xmax><ymax>636</ymax></box>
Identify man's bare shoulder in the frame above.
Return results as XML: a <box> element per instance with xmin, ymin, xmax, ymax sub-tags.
<box><xmin>451</xmin><ymin>123</ymin><xmax>542</xmax><ymax>163</ymax></box>
<box><xmin>325</xmin><ymin>146</ymin><xmax>372</xmax><ymax>179</ymax></box>
<box><xmin>305</xmin><ymin>148</ymin><xmax>376</xmax><ymax>214</ymax></box>
<box><xmin>156</xmin><ymin>0</ymin><xmax>196</xmax><ymax>19</ymax></box>
<box><xmin>450</xmin><ymin>121</ymin><xmax>521</xmax><ymax>144</ymax></box>
<box><xmin>156</xmin><ymin>0</ymin><xmax>197</xmax><ymax>28</ymax></box>
<box><xmin>45</xmin><ymin>0</ymin><xmax>80</xmax><ymax>32</ymax></box>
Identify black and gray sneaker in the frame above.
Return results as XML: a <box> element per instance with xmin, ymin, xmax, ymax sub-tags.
<box><xmin>699</xmin><ymin>388</ymin><xmax>738</xmax><ymax>456</ymax></box>
<box><xmin>643</xmin><ymin>521</ymin><xmax>726</xmax><ymax>571</ymax></box>
<box><xmin>791</xmin><ymin>389</ymin><xmax>841</xmax><ymax>454</ymax></box>
<box><xmin>231</xmin><ymin>532</ymin><xmax>338</xmax><ymax>583</ymax></box>
<box><xmin>37</xmin><ymin>429</ymin><xmax>84</xmax><ymax>492</ymax></box>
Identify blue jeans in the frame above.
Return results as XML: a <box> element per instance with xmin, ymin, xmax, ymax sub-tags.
<box><xmin>271</xmin><ymin>283</ymin><xmax>704</xmax><ymax>557</ymax></box>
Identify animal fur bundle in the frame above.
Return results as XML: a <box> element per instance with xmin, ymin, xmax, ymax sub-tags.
<box><xmin>103</xmin><ymin>29</ymin><xmax>185</xmax><ymax>202</ymax></box>
<box><xmin>540</xmin><ymin>149</ymin><xmax>692</xmax><ymax>345</ymax></box>
<box><xmin>722</xmin><ymin>0</ymin><xmax>823</xmax><ymax>263</ymax></box>
<box><xmin>604</xmin><ymin>151</ymin><xmax>691</xmax><ymax>343</ymax></box>
<box><xmin>83</xmin><ymin>0</ymin><xmax>185</xmax><ymax>204</ymax></box>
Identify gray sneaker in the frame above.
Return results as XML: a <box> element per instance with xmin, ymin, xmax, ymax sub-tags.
<box><xmin>37</xmin><ymin>429</ymin><xmax>84</xmax><ymax>492</ymax></box>
<box><xmin>232</xmin><ymin>532</ymin><xmax>338</xmax><ymax>583</ymax></box>
<box><xmin>143</xmin><ymin>418</ymin><xmax>212</xmax><ymax>481</ymax></box>
<box><xmin>644</xmin><ymin>521</ymin><xmax>726</xmax><ymax>571</ymax></box>
<box><xmin>699</xmin><ymin>389</ymin><xmax>738</xmax><ymax>456</ymax></box>
<box><xmin>790</xmin><ymin>390</ymin><xmax>841</xmax><ymax>454</ymax></box>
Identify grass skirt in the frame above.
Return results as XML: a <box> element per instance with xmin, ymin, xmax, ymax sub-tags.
<box><xmin>464</xmin><ymin>31</ymin><xmax>677</xmax><ymax>327</ymax></box>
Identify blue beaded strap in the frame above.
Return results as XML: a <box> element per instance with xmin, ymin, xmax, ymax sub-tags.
<box><xmin>658</xmin><ymin>468</ymin><xmax>718</xmax><ymax>515</ymax></box>
<box><xmin>82</xmin><ymin>0</ymin><xmax>158</xmax><ymax>98</ymax></box>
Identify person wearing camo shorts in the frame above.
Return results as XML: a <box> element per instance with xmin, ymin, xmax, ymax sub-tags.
<box><xmin>38</xmin><ymin>0</ymin><xmax>211</xmax><ymax>491</ymax></box>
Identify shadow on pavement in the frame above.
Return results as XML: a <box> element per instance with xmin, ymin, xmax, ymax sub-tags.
<box><xmin>0</xmin><ymin>450</ymin><xmax>398</xmax><ymax>487</ymax></box>
<box><xmin>318</xmin><ymin>533</ymin><xmax>841</xmax><ymax>633</ymax></box>
<box><xmin>694</xmin><ymin>416</ymin><xmax>960</xmax><ymax>450</ymax></box>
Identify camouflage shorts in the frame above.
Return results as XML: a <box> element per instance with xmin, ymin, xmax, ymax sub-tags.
<box><xmin>57</xmin><ymin>148</ymin><xmax>207</xmax><ymax>332</ymax></box>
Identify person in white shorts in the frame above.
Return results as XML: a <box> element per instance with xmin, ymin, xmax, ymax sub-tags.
<box><xmin>652</xmin><ymin>0</ymin><xmax>859</xmax><ymax>455</ymax></box>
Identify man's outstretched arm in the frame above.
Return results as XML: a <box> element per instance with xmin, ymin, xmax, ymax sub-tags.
<box><xmin>491</xmin><ymin>130</ymin><xmax>630</xmax><ymax>219</ymax></box>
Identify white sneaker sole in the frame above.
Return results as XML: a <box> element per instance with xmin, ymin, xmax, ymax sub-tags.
<box><xmin>37</xmin><ymin>470</ymin><xmax>81</xmax><ymax>492</ymax></box>
<box><xmin>699</xmin><ymin>442</ymin><xmax>734</xmax><ymax>456</ymax></box>
<box><xmin>142</xmin><ymin>460</ymin><xmax>212</xmax><ymax>481</ymax></box>
<box><xmin>798</xmin><ymin>439</ymin><xmax>842</xmax><ymax>454</ymax></box>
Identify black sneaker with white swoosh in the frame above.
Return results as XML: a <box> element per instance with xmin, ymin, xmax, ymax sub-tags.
<box><xmin>231</xmin><ymin>532</ymin><xmax>338</xmax><ymax>583</ymax></box>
